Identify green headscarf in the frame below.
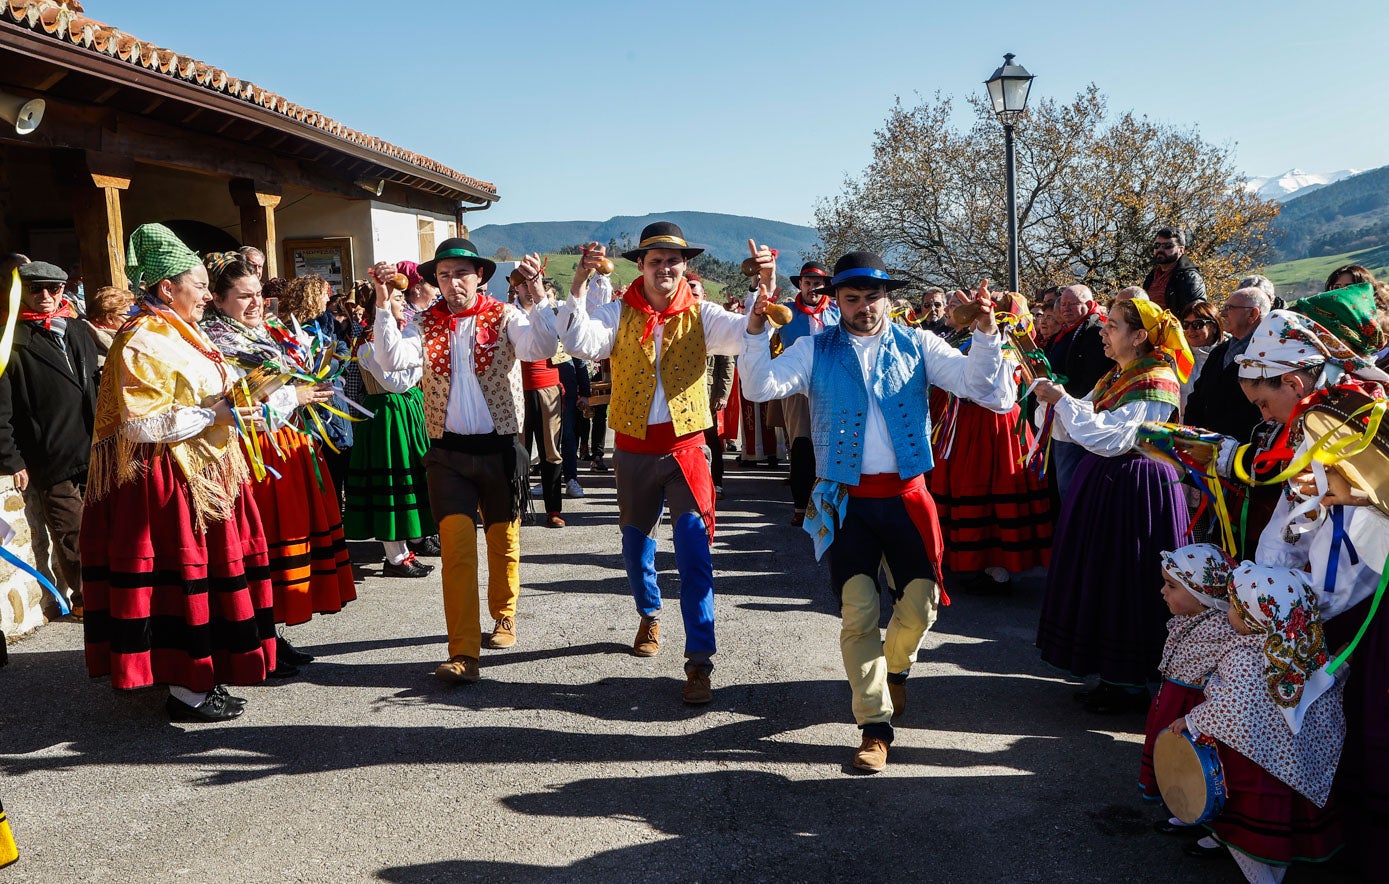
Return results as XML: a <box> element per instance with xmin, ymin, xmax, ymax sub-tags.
<box><xmin>1291</xmin><ymin>282</ymin><xmax>1385</xmax><ymax>357</ymax></box>
<box><xmin>125</xmin><ymin>223</ymin><xmax>202</xmax><ymax>292</ymax></box>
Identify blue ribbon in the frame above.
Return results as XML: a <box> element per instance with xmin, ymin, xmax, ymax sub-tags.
<box><xmin>0</xmin><ymin>545</ymin><xmax>69</xmax><ymax>615</ymax></box>
<box><xmin>830</xmin><ymin>267</ymin><xmax>891</xmax><ymax>286</ymax></box>
<box><xmin>1323</xmin><ymin>505</ymin><xmax>1359</xmax><ymax>596</ymax></box>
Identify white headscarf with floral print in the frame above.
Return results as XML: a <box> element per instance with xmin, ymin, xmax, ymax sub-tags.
<box><xmin>1229</xmin><ymin>562</ymin><xmax>1338</xmax><ymax>734</ymax></box>
<box><xmin>1160</xmin><ymin>543</ymin><xmax>1233</xmax><ymax>611</ymax></box>
<box><xmin>1236</xmin><ymin>309</ymin><xmax>1389</xmax><ymax>386</ymax></box>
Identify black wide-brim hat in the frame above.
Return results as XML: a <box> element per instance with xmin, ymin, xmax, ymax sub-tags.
<box><xmin>823</xmin><ymin>251</ymin><xmax>908</xmax><ymax>293</ymax></box>
<box><xmin>790</xmin><ymin>261</ymin><xmax>831</xmax><ymax>288</ymax></box>
<box><xmin>417</xmin><ymin>238</ymin><xmax>497</xmax><ymax>286</ymax></box>
<box><xmin>621</xmin><ymin>221</ymin><xmax>705</xmax><ymax>262</ymax></box>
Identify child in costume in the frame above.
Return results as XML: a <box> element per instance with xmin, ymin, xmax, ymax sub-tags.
<box><xmin>1140</xmin><ymin>543</ymin><xmax>1238</xmax><ymax>831</ymax></box>
<box><xmin>1171</xmin><ymin>562</ymin><xmax>1345</xmax><ymax>883</ymax></box>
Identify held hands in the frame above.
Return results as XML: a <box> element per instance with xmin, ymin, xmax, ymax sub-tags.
<box><xmin>1032</xmin><ymin>379</ymin><xmax>1065</xmax><ymax>405</ymax></box>
<box><xmin>212</xmin><ymin>399</ymin><xmax>265</xmax><ymax>430</ymax></box>
<box><xmin>971</xmin><ymin>279</ymin><xmax>998</xmax><ymax>335</ymax></box>
<box><xmin>572</xmin><ymin>242</ymin><xmax>606</xmax><ymax>296</ymax></box>
<box><xmin>1293</xmin><ymin>466</ymin><xmax>1371</xmax><ymax>507</ymax></box>
<box><xmin>744</xmin><ymin>240</ymin><xmax>778</xmax><ymax>336</ymax></box>
<box><xmin>295</xmin><ymin>382</ymin><xmax>336</xmax><ymax>407</ymax></box>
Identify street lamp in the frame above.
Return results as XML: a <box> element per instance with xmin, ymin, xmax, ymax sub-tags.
<box><xmin>984</xmin><ymin>53</ymin><xmax>1034</xmax><ymax>293</ymax></box>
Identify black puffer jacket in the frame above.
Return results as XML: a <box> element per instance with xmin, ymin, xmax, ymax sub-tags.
<box><xmin>1143</xmin><ymin>254</ymin><xmax>1207</xmax><ymax>316</ymax></box>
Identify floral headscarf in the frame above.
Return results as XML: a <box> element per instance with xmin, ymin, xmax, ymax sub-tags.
<box><xmin>1160</xmin><ymin>543</ymin><xmax>1233</xmax><ymax>611</ymax></box>
<box><xmin>1130</xmin><ymin>297</ymin><xmax>1195</xmax><ymax>383</ymax></box>
<box><xmin>1229</xmin><ymin>562</ymin><xmax>1337</xmax><ymax>734</ymax></box>
<box><xmin>1292</xmin><ymin>282</ymin><xmax>1386</xmax><ymax>357</ymax></box>
<box><xmin>1236</xmin><ymin>309</ymin><xmax>1389</xmax><ymax>386</ymax></box>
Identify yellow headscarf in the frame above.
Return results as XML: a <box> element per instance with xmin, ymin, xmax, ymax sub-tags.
<box><xmin>1129</xmin><ymin>297</ymin><xmax>1194</xmax><ymax>384</ymax></box>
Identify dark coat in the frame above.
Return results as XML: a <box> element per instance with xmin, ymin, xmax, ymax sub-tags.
<box><xmin>1142</xmin><ymin>254</ymin><xmax>1207</xmax><ymax>316</ymax></box>
<box><xmin>0</xmin><ymin>318</ymin><xmax>102</xmax><ymax>488</ymax></box>
<box><xmin>1047</xmin><ymin>312</ymin><xmax>1115</xmax><ymax>398</ymax></box>
<box><xmin>1183</xmin><ymin>338</ymin><xmax>1264</xmax><ymax>444</ymax></box>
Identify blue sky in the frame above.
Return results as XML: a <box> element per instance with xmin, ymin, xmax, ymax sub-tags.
<box><xmin>92</xmin><ymin>0</ymin><xmax>1388</xmax><ymax>228</ymax></box>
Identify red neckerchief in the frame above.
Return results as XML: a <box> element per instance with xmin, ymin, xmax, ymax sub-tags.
<box><xmin>622</xmin><ymin>276</ymin><xmax>696</xmax><ymax>343</ymax></box>
<box><xmin>19</xmin><ymin>300</ymin><xmax>76</xmax><ymax>330</ymax></box>
<box><xmin>419</xmin><ymin>294</ymin><xmax>506</xmax><ymax>377</ymax></box>
<box><xmin>1055</xmin><ymin>300</ymin><xmax>1101</xmax><ymax>338</ymax></box>
<box><xmin>795</xmin><ymin>293</ymin><xmax>829</xmax><ymax>316</ymax></box>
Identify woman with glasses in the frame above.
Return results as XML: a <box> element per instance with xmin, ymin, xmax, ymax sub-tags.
<box><xmin>1176</xmin><ymin>301</ymin><xmax>1225</xmax><ymax>415</ymax></box>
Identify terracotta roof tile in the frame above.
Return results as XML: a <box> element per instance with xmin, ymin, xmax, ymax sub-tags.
<box><xmin>2</xmin><ymin>0</ymin><xmax>497</xmax><ymax>197</ymax></box>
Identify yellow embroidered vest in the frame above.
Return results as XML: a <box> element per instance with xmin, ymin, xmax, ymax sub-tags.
<box><xmin>609</xmin><ymin>303</ymin><xmax>710</xmax><ymax>438</ymax></box>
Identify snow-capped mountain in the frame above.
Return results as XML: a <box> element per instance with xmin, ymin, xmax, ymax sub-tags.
<box><xmin>1245</xmin><ymin>168</ymin><xmax>1360</xmax><ymax>202</ymax></box>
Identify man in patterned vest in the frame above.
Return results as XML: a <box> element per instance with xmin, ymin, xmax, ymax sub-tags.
<box><xmin>740</xmin><ymin>251</ymin><xmax>1016</xmax><ymax>773</ymax></box>
<box><xmin>558</xmin><ymin>221</ymin><xmax>763</xmax><ymax>705</ymax></box>
<box><xmin>370</xmin><ymin>240</ymin><xmax>558</xmax><ymax>684</ymax></box>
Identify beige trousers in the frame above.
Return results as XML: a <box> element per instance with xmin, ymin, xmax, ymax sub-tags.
<box><xmin>839</xmin><ymin>574</ymin><xmax>940</xmax><ymax>726</ymax></box>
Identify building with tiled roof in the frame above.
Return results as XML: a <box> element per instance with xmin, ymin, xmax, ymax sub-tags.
<box><xmin>0</xmin><ymin>0</ymin><xmax>499</xmax><ymax>290</ymax></box>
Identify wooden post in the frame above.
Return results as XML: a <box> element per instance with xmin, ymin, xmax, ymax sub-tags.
<box><xmin>229</xmin><ymin>178</ymin><xmax>282</xmax><ymax>277</ymax></box>
<box><xmin>71</xmin><ymin>152</ymin><xmax>133</xmax><ymax>291</ymax></box>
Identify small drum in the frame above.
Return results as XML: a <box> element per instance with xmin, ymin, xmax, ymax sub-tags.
<box><xmin>1154</xmin><ymin>729</ymin><xmax>1226</xmax><ymax>824</ymax></box>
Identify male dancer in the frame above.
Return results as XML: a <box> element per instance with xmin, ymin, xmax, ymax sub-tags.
<box><xmin>557</xmin><ymin>221</ymin><xmax>764</xmax><ymax>704</ymax></box>
<box><xmin>370</xmin><ymin>240</ymin><xmax>557</xmax><ymax>683</ymax></box>
<box><xmin>740</xmin><ymin>252</ymin><xmax>1015</xmax><ymax>772</ymax></box>
<box><xmin>774</xmin><ymin>261</ymin><xmax>839</xmax><ymax>525</ymax></box>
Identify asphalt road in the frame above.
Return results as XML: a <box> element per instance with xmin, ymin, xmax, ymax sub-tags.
<box><xmin>0</xmin><ymin>459</ymin><xmax>1353</xmax><ymax>882</ymax></box>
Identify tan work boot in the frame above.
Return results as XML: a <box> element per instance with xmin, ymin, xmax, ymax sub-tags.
<box><xmin>434</xmin><ymin>655</ymin><xmax>480</xmax><ymax>684</ymax></box>
<box><xmin>853</xmin><ymin>736</ymin><xmax>889</xmax><ymax>773</ymax></box>
<box><xmin>633</xmin><ymin>616</ymin><xmax>660</xmax><ymax>657</ymax></box>
<box><xmin>682</xmin><ymin>668</ymin><xmax>713</xmax><ymax>705</ymax></box>
<box><xmin>484</xmin><ymin>616</ymin><xmax>516</xmax><ymax>649</ymax></box>
<box><xmin>888</xmin><ymin>681</ymin><xmax>905</xmax><ymax>720</ymax></box>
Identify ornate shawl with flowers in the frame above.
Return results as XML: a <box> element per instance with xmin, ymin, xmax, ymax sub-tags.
<box><xmin>1090</xmin><ymin>355</ymin><xmax>1181</xmax><ymax>413</ymax></box>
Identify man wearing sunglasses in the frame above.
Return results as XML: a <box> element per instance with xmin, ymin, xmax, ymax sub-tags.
<box><xmin>1141</xmin><ymin>226</ymin><xmax>1206</xmax><ymax>314</ymax></box>
<box><xmin>0</xmin><ymin>261</ymin><xmax>103</xmax><ymax>618</ymax></box>
<box><xmin>920</xmin><ymin>286</ymin><xmax>949</xmax><ymax>335</ymax></box>
<box><xmin>1184</xmin><ymin>287</ymin><xmax>1268</xmax><ymax>441</ymax></box>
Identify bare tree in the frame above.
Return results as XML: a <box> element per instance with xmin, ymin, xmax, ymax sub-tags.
<box><xmin>815</xmin><ymin>86</ymin><xmax>1280</xmax><ymax>300</ymax></box>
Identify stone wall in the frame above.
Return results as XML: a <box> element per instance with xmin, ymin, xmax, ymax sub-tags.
<box><xmin>1</xmin><ymin>487</ymin><xmax>49</xmax><ymax>642</ymax></box>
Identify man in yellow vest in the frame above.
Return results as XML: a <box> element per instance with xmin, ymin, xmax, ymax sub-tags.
<box><xmin>558</xmin><ymin>222</ymin><xmax>769</xmax><ymax>704</ymax></box>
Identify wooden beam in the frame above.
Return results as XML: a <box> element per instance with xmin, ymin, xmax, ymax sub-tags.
<box><xmin>71</xmin><ymin>159</ymin><xmax>129</xmax><ymax>291</ymax></box>
<box><xmin>141</xmin><ymin>97</ymin><xmax>165</xmax><ymax>115</ymax></box>
<box><xmin>34</xmin><ymin>70</ymin><xmax>68</xmax><ymax>91</ymax></box>
<box><xmin>229</xmin><ymin>178</ymin><xmax>282</xmax><ymax>277</ymax></box>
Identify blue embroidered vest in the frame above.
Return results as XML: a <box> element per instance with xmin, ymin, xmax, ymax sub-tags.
<box><xmin>778</xmin><ymin>300</ymin><xmax>840</xmax><ymax>349</ymax></box>
<box><xmin>809</xmin><ymin>324</ymin><xmax>933</xmax><ymax>484</ymax></box>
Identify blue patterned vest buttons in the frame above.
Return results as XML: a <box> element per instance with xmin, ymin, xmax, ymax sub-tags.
<box><xmin>809</xmin><ymin>324</ymin><xmax>933</xmax><ymax>484</ymax></box>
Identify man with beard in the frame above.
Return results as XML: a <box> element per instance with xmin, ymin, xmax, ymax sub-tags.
<box><xmin>1141</xmin><ymin>226</ymin><xmax>1206</xmax><ymax>314</ymax></box>
<box><xmin>557</xmin><ymin>221</ymin><xmax>757</xmax><ymax>705</ymax></box>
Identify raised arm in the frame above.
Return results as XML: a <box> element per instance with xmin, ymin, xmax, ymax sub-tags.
<box><xmin>920</xmin><ymin>329</ymin><xmax>1015</xmax><ymax>413</ymax></box>
<box><xmin>740</xmin><ymin>329</ymin><xmax>811</xmax><ymax>402</ymax></box>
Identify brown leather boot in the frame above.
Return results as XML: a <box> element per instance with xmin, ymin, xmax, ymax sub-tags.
<box><xmin>888</xmin><ymin>681</ymin><xmax>905</xmax><ymax>719</ymax></box>
<box><xmin>682</xmin><ymin>668</ymin><xmax>713</xmax><ymax>705</ymax></box>
<box><xmin>853</xmin><ymin>736</ymin><xmax>889</xmax><ymax>773</ymax></box>
<box><xmin>484</xmin><ymin>616</ymin><xmax>516</xmax><ymax>649</ymax></box>
<box><xmin>434</xmin><ymin>655</ymin><xmax>480</xmax><ymax>684</ymax></box>
<box><xmin>633</xmin><ymin>616</ymin><xmax>660</xmax><ymax>657</ymax></box>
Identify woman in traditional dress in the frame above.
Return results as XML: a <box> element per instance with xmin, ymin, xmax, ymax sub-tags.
<box><xmin>1033</xmin><ymin>298</ymin><xmax>1193</xmax><ymax>713</ymax></box>
<box><xmin>343</xmin><ymin>270</ymin><xmax>436</xmax><ymax>578</ymax></box>
<box><xmin>200</xmin><ymin>259</ymin><xmax>356</xmax><ymax>673</ymax></box>
<box><xmin>928</xmin><ymin>290</ymin><xmax>1052</xmax><ymax>585</ymax></box>
<box><xmin>82</xmin><ymin>224</ymin><xmax>275</xmax><ymax>722</ymax></box>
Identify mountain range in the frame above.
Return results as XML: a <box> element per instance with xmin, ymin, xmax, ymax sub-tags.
<box><xmin>470</xmin><ymin>211</ymin><xmax>821</xmax><ymax>266</ymax></box>
<box><xmin>1245</xmin><ymin>168</ymin><xmax>1361</xmax><ymax>202</ymax></box>
<box><xmin>1269</xmin><ymin>163</ymin><xmax>1389</xmax><ymax>260</ymax></box>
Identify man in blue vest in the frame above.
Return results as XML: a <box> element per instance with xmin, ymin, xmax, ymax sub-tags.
<box><xmin>775</xmin><ymin>262</ymin><xmax>840</xmax><ymax>526</ymax></box>
<box><xmin>740</xmin><ymin>251</ymin><xmax>1016</xmax><ymax>773</ymax></box>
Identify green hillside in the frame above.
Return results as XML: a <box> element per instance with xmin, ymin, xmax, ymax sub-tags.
<box><xmin>540</xmin><ymin>254</ymin><xmax>726</xmax><ymax>299</ymax></box>
<box><xmin>1261</xmin><ymin>245</ymin><xmax>1389</xmax><ymax>299</ymax></box>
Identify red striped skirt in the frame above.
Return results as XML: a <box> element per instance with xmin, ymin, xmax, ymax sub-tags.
<box><xmin>1140</xmin><ymin>679</ymin><xmax>1207</xmax><ymax>800</ymax></box>
<box><xmin>1209</xmin><ymin>742</ymin><xmax>1343</xmax><ymax>865</ymax></box>
<box><xmin>252</xmin><ymin>425</ymin><xmax>356</xmax><ymax>626</ymax></box>
<box><xmin>81</xmin><ymin>453</ymin><xmax>276</xmax><ymax>691</ymax></box>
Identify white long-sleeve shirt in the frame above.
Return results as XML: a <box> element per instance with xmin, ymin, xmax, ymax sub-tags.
<box><xmin>739</xmin><ymin>326</ymin><xmax>1015</xmax><ymax>476</ymax></box>
<box><xmin>557</xmin><ymin>295</ymin><xmax>748</xmax><ymax>426</ymax></box>
<box><xmin>373</xmin><ymin>300</ymin><xmax>557</xmax><ymax>435</ymax></box>
<box><xmin>1047</xmin><ymin>394</ymin><xmax>1176</xmax><ymax>457</ymax></box>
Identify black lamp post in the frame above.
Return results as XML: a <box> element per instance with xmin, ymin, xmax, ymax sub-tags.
<box><xmin>984</xmin><ymin>53</ymin><xmax>1034</xmax><ymax>293</ymax></box>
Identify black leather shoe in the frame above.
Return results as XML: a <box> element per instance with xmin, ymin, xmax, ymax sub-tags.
<box><xmin>409</xmin><ymin>535</ymin><xmax>442</xmax><ymax>557</ymax></box>
<box><xmin>383</xmin><ymin>557</ymin><xmax>432</xmax><ymax>578</ymax></box>
<box><xmin>1154</xmin><ymin>818</ymin><xmax>1199</xmax><ymax>836</ymax></box>
<box><xmin>276</xmin><ymin>635</ymin><xmax>315</xmax><ymax>665</ymax></box>
<box><xmin>167</xmin><ymin>691</ymin><xmax>244</xmax><ymax>722</ymax></box>
<box><xmin>211</xmin><ymin>685</ymin><xmax>247</xmax><ymax>709</ymax></box>
<box><xmin>269</xmin><ymin>661</ymin><xmax>300</xmax><ymax>679</ymax></box>
<box><xmin>1182</xmin><ymin>838</ymin><xmax>1225</xmax><ymax>858</ymax></box>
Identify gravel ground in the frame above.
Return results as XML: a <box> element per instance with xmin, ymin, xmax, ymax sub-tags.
<box><xmin>0</xmin><ymin>459</ymin><xmax>1353</xmax><ymax>882</ymax></box>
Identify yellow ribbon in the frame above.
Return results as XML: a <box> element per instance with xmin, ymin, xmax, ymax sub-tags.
<box><xmin>0</xmin><ymin>269</ymin><xmax>19</xmax><ymax>380</ymax></box>
<box><xmin>1235</xmin><ymin>400</ymin><xmax>1388</xmax><ymax>487</ymax></box>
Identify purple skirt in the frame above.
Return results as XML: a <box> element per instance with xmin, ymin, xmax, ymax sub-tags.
<box><xmin>1037</xmin><ymin>452</ymin><xmax>1189</xmax><ymax>686</ymax></box>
